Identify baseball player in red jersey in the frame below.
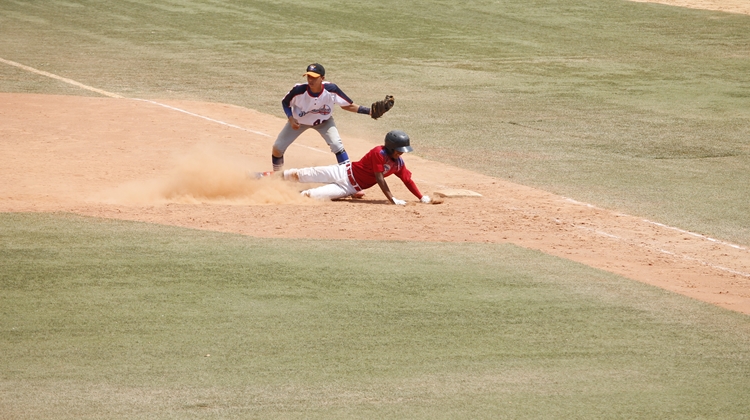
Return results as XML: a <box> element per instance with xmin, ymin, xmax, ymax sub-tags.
<box><xmin>261</xmin><ymin>130</ymin><xmax>432</xmax><ymax>205</ymax></box>
<box><xmin>271</xmin><ymin>63</ymin><xmax>374</xmax><ymax>172</ymax></box>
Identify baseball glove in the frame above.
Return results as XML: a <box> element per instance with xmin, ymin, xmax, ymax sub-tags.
<box><xmin>370</xmin><ymin>95</ymin><xmax>395</xmax><ymax>119</ymax></box>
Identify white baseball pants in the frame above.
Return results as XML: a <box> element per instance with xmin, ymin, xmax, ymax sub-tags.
<box><xmin>273</xmin><ymin>117</ymin><xmax>344</xmax><ymax>155</ymax></box>
<box><xmin>289</xmin><ymin>164</ymin><xmax>358</xmax><ymax>200</ymax></box>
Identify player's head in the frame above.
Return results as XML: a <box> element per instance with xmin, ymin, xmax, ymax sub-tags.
<box><xmin>303</xmin><ymin>63</ymin><xmax>325</xmax><ymax>78</ymax></box>
<box><xmin>384</xmin><ymin>130</ymin><xmax>413</xmax><ymax>156</ymax></box>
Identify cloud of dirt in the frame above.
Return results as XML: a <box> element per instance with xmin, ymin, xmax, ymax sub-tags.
<box><xmin>98</xmin><ymin>144</ymin><xmax>313</xmax><ymax>205</ymax></box>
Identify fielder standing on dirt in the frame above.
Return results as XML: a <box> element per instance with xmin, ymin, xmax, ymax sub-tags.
<box><xmin>271</xmin><ymin>63</ymin><xmax>394</xmax><ymax>172</ymax></box>
<box><xmin>261</xmin><ymin>130</ymin><xmax>431</xmax><ymax>205</ymax></box>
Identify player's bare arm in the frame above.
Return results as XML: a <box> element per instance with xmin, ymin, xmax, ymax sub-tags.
<box><xmin>376</xmin><ymin>172</ymin><xmax>405</xmax><ymax>205</ymax></box>
<box><xmin>341</xmin><ymin>104</ymin><xmax>362</xmax><ymax>113</ymax></box>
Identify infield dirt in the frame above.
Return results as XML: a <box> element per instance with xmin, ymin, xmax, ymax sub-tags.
<box><xmin>2</xmin><ymin>92</ymin><xmax>749</xmax><ymax>315</ymax></box>
<box><xmin>630</xmin><ymin>0</ymin><xmax>750</xmax><ymax>15</ymax></box>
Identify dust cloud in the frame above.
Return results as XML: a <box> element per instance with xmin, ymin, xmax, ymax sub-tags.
<box><xmin>98</xmin><ymin>144</ymin><xmax>313</xmax><ymax>206</ymax></box>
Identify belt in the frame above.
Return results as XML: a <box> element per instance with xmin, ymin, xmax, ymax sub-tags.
<box><xmin>346</xmin><ymin>164</ymin><xmax>362</xmax><ymax>192</ymax></box>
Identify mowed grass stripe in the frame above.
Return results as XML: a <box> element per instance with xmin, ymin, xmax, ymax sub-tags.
<box><xmin>1</xmin><ymin>0</ymin><xmax>748</xmax><ymax>243</ymax></box>
<box><xmin>2</xmin><ymin>213</ymin><xmax>749</xmax><ymax>419</ymax></box>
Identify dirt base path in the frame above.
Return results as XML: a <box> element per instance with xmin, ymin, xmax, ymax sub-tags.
<box><xmin>630</xmin><ymin>0</ymin><xmax>750</xmax><ymax>15</ymax></box>
<box><xmin>2</xmin><ymin>93</ymin><xmax>749</xmax><ymax>315</ymax></box>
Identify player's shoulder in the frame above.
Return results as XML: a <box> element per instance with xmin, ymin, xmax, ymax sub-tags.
<box><xmin>359</xmin><ymin>145</ymin><xmax>383</xmax><ymax>160</ymax></box>
<box><xmin>376</xmin><ymin>146</ymin><xmax>392</xmax><ymax>161</ymax></box>
<box><xmin>323</xmin><ymin>82</ymin><xmax>342</xmax><ymax>92</ymax></box>
<box><xmin>289</xmin><ymin>83</ymin><xmax>308</xmax><ymax>93</ymax></box>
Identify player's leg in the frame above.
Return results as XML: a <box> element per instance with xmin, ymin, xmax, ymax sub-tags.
<box><xmin>272</xmin><ymin>123</ymin><xmax>308</xmax><ymax>171</ymax></box>
<box><xmin>301</xmin><ymin>183</ymin><xmax>352</xmax><ymax>200</ymax></box>
<box><xmin>286</xmin><ymin>164</ymin><xmax>344</xmax><ymax>184</ymax></box>
<box><xmin>285</xmin><ymin>164</ymin><xmax>357</xmax><ymax>200</ymax></box>
<box><xmin>314</xmin><ymin>119</ymin><xmax>364</xmax><ymax>198</ymax></box>
<box><xmin>315</xmin><ymin>118</ymin><xmax>350</xmax><ymax>165</ymax></box>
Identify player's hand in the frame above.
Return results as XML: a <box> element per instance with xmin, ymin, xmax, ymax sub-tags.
<box><xmin>392</xmin><ymin>198</ymin><xmax>406</xmax><ymax>206</ymax></box>
<box><xmin>420</xmin><ymin>195</ymin><xmax>431</xmax><ymax>204</ymax></box>
<box><xmin>288</xmin><ymin>116</ymin><xmax>300</xmax><ymax>129</ymax></box>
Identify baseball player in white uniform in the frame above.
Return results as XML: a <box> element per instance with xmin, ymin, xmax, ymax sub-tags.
<box><xmin>271</xmin><ymin>63</ymin><xmax>373</xmax><ymax>172</ymax></box>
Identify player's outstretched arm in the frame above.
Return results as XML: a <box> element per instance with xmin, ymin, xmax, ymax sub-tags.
<box><xmin>375</xmin><ymin>172</ymin><xmax>405</xmax><ymax>205</ymax></box>
<box><xmin>343</xmin><ymin>96</ymin><xmax>395</xmax><ymax>120</ymax></box>
<box><xmin>341</xmin><ymin>104</ymin><xmax>364</xmax><ymax>113</ymax></box>
<box><xmin>398</xmin><ymin>171</ymin><xmax>431</xmax><ymax>203</ymax></box>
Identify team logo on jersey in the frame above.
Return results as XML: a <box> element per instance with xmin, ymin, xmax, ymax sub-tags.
<box><xmin>299</xmin><ymin>105</ymin><xmax>332</xmax><ymax>118</ymax></box>
<box><xmin>383</xmin><ymin>157</ymin><xmax>403</xmax><ymax>175</ymax></box>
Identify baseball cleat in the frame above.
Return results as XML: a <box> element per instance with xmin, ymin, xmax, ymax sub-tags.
<box><xmin>253</xmin><ymin>171</ymin><xmax>274</xmax><ymax>179</ymax></box>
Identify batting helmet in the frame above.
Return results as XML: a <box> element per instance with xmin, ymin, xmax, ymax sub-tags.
<box><xmin>384</xmin><ymin>130</ymin><xmax>413</xmax><ymax>153</ymax></box>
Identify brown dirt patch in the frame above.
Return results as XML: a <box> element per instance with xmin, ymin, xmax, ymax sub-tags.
<box><xmin>630</xmin><ymin>0</ymin><xmax>750</xmax><ymax>15</ymax></box>
<box><xmin>1</xmin><ymin>93</ymin><xmax>749</xmax><ymax>315</ymax></box>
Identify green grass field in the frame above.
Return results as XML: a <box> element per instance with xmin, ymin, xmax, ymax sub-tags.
<box><xmin>2</xmin><ymin>0</ymin><xmax>750</xmax><ymax>418</ymax></box>
<box><xmin>1</xmin><ymin>0</ymin><xmax>748</xmax><ymax>243</ymax></box>
<box><xmin>2</xmin><ymin>213</ymin><xmax>750</xmax><ymax>419</ymax></box>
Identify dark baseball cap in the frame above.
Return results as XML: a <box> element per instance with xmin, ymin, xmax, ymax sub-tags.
<box><xmin>303</xmin><ymin>63</ymin><xmax>325</xmax><ymax>77</ymax></box>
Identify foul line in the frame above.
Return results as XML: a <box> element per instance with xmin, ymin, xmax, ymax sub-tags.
<box><xmin>564</xmin><ymin>197</ymin><xmax>746</xmax><ymax>253</ymax></box>
<box><xmin>577</xmin><ymin>225</ymin><xmax>750</xmax><ymax>278</ymax></box>
<box><xmin>0</xmin><ymin>56</ymin><xmax>287</xmax><ymax>141</ymax></box>
<box><xmin>5</xmin><ymin>56</ymin><xmax>746</xmax><ymax>255</ymax></box>
<box><xmin>131</xmin><ymin>99</ymin><xmax>270</xmax><ymax>138</ymax></box>
<box><xmin>643</xmin><ymin>220</ymin><xmax>747</xmax><ymax>251</ymax></box>
<box><xmin>1</xmin><ymin>57</ymin><xmax>124</xmax><ymax>98</ymax></box>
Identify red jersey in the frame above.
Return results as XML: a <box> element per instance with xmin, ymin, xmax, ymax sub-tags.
<box><xmin>350</xmin><ymin>146</ymin><xmax>423</xmax><ymax>199</ymax></box>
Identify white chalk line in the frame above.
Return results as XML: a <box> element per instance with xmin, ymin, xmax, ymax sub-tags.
<box><xmin>569</xmin><ymin>194</ymin><xmax>750</xmax><ymax>277</ymax></box>
<box><xmin>128</xmin><ymin>99</ymin><xmax>326</xmax><ymax>155</ymax></box>
<box><xmin>0</xmin><ymin>57</ymin><xmax>333</xmax><ymax>150</ymax></box>
<box><xmin>564</xmin><ymin>197</ymin><xmax>746</xmax><ymax>253</ymax></box>
<box><xmin>643</xmin><ymin>220</ymin><xmax>747</xmax><ymax>251</ymax></box>
<box><xmin>1</xmin><ymin>57</ymin><xmax>124</xmax><ymax>98</ymax></box>
<box><xmin>4</xmin><ymin>56</ymin><xmax>745</xmax><ymax>257</ymax></box>
<box><xmin>577</xmin><ymin>225</ymin><xmax>750</xmax><ymax>278</ymax></box>
<box><xmin>656</xmin><ymin>248</ymin><xmax>750</xmax><ymax>278</ymax></box>
<box><xmin>131</xmin><ymin>99</ymin><xmax>270</xmax><ymax>138</ymax></box>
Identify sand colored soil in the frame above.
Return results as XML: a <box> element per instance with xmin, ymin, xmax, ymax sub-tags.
<box><xmin>2</xmin><ymin>93</ymin><xmax>749</xmax><ymax>316</ymax></box>
<box><xmin>630</xmin><ymin>0</ymin><xmax>750</xmax><ymax>15</ymax></box>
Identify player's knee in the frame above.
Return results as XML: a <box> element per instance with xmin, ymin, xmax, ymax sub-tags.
<box><xmin>283</xmin><ymin>169</ymin><xmax>299</xmax><ymax>182</ymax></box>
